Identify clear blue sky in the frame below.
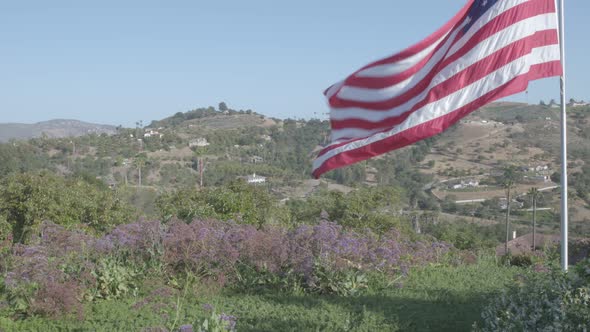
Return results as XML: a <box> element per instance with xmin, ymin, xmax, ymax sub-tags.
<box><xmin>1</xmin><ymin>0</ymin><xmax>588</xmax><ymax>127</ymax></box>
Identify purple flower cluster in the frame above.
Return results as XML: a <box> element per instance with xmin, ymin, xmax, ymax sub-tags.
<box><xmin>219</xmin><ymin>313</ymin><xmax>238</xmax><ymax>330</ymax></box>
<box><xmin>161</xmin><ymin>220</ymin><xmax>451</xmax><ymax>280</ymax></box>
<box><xmin>5</xmin><ymin>239</ymin><xmax>85</xmax><ymax>318</ymax></box>
<box><xmin>2</xmin><ymin>218</ymin><xmax>452</xmax><ymax>318</ymax></box>
<box><xmin>94</xmin><ymin>219</ymin><xmax>164</xmax><ymax>262</ymax></box>
<box><xmin>39</xmin><ymin>220</ymin><xmax>94</xmax><ymax>256</ymax></box>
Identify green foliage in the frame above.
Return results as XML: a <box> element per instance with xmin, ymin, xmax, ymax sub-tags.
<box><xmin>499</xmin><ymin>252</ymin><xmax>537</xmax><ymax>267</ymax></box>
<box><xmin>0</xmin><ymin>214</ymin><xmax>10</xmax><ymax>243</ymax></box>
<box><xmin>287</xmin><ymin>186</ymin><xmax>407</xmax><ymax>233</ymax></box>
<box><xmin>0</xmin><ymin>172</ymin><xmax>135</xmax><ymax>243</ymax></box>
<box><xmin>310</xmin><ymin>261</ymin><xmax>369</xmax><ymax>296</ymax></box>
<box><xmin>1</xmin><ymin>278</ymin><xmax>38</xmax><ymax>318</ymax></box>
<box><xmin>324</xmin><ymin>163</ymin><xmax>367</xmax><ymax>186</ymax></box>
<box><xmin>0</xmin><ymin>255</ymin><xmax>527</xmax><ymax>332</ymax></box>
<box><xmin>201</xmin><ymin>160</ymin><xmax>293</xmax><ymax>186</ymax></box>
<box><xmin>0</xmin><ymin>142</ymin><xmax>52</xmax><ymax>176</ymax></box>
<box><xmin>422</xmin><ymin>219</ymin><xmax>501</xmax><ymax>250</ymax></box>
<box><xmin>234</xmin><ymin>261</ymin><xmax>369</xmax><ymax>297</ymax></box>
<box><xmin>118</xmin><ymin>186</ymin><xmax>159</xmax><ymax>218</ymax></box>
<box><xmin>234</xmin><ymin>263</ymin><xmax>304</xmax><ymax>295</ymax></box>
<box><xmin>189</xmin><ymin>308</ymin><xmax>237</xmax><ymax>332</ymax></box>
<box><xmin>150</xmin><ymin>106</ymin><xmax>218</xmax><ymax>127</ymax></box>
<box><xmin>495</xmin><ymin>165</ymin><xmax>523</xmax><ymax>187</ymax></box>
<box><xmin>475</xmin><ymin>260</ymin><xmax>590</xmax><ymax>331</ymax></box>
<box><xmin>86</xmin><ymin>257</ymin><xmax>139</xmax><ymax>301</ymax></box>
<box><xmin>571</xmin><ymin>163</ymin><xmax>590</xmax><ymax>203</ymax></box>
<box><xmin>159</xmin><ymin>162</ymin><xmax>199</xmax><ymax>187</ymax></box>
<box><xmin>156</xmin><ymin>180</ymin><xmax>277</xmax><ymax>226</ymax></box>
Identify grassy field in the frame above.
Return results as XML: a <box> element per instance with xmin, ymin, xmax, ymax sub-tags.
<box><xmin>0</xmin><ymin>256</ymin><xmax>524</xmax><ymax>332</ymax></box>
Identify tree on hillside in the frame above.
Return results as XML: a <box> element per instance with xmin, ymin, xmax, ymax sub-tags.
<box><xmin>218</xmin><ymin>102</ymin><xmax>228</xmax><ymax>112</ymax></box>
<box><xmin>135</xmin><ymin>120</ymin><xmax>144</xmax><ymax>139</ymax></box>
<box><xmin>191</xmin><ymin>148</ymin><xmax>208</xmax><ymax>189</ymax></box>
<box><xmin>499</xmin><ymin>166</ymin><xmax>521</xmax><ymax>254</ymax></box>
<box><xmin>0</xmin><ymin>172</ymin><xmax>134</xmax><ymax>243</ymax></box>
<box><xmin>503</xmin><ymin>179</ymin><xmax>514</xmax><ymax>255</ymax></box>
<box><xmin>134</xmin><ymin>153</ymin><xmax>148</xmax><ymax>187</ymax></box>
<box><xmin>528</xmin><ymin>187</ymin><xmax>540</xmax><ymax>251</ymax></box>
<box><xmin>551</xmin><ymin>171</ymin><xmax>560</xmax><ymax>184</ymax></box>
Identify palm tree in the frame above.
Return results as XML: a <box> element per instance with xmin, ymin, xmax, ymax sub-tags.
<box><xmin>500</xmin><ymin>166</ymin><xmax>521</xmax><ymax>254</ymax></box>
<box><xmin>134</xmin><ymin>153</ymin><xmax>148</xmax><ymax>187</ymax></box>
<box><xmin>528</xmin><ymin>187</ymin><xmax>540</xmax><ymax>251</ymax></box>
<box><xmin>504</xmin><ymin>179</ymin><xmax>514</xmax><ymax>254</ymax></box>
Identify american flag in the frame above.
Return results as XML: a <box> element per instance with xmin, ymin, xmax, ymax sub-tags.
<box><xmin>312</xmin><ymin>0</ymin><xmax>561</xmax><ymax>178</ymax></box>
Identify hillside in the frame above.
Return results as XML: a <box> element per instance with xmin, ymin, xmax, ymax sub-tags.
<box><xmin>2</xmin><ymin>101</ymin><xmax>590</xmax><ymax>331</ymax></box>
<box><xmin>3</xmin><ymin>101</ymin><xmax>590</xmax><ymax>238</ymax></box>
<box><xmin>0</xmin><ymin>119</ymin><xmax>117</xmax><ymax>142</ymax></box>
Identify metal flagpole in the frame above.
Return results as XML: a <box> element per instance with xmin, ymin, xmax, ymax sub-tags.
<box><xmin>557</xmin><ymin>0</ymin><xmax>568</xmax><ymax>271</ymax></box>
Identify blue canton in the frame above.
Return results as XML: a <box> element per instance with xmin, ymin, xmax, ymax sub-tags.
<box><xmin>463</xmin><ymin>0</ymin><xmax>500</xmax><ymax>33</ymax></box>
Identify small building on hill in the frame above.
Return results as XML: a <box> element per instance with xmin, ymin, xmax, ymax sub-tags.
<box><xmin>449</xmin><ymin>179</ymin><xmax>479</xmax><ymax>190</ymax></box>
<box><xmin>250</xmin><ymin>156</ymin><xmax>264</xmax><ymax>164</ymax></box>
<box><xmin>499</xmin><ymin>198</ymin><xmax>524</xmax><ymax>210</ymax></box>
<box><xmin>189</xmin><ymin>138</ymin><xmax>210</xmax><ymax>148</ymax></box>
<box><xmin>144</xmin><ymin>128</ymin><xmax>163</xmax><ymax>138</ymax></box>
<box><xmin>246</xmin><ymin>173</ymin><xmax>266</xmax><ymax>185</ymax></box>
<box><xmin>568</xmin><ymin>101</ymin><xmax>590</xmax><ymax>107</ymax></box>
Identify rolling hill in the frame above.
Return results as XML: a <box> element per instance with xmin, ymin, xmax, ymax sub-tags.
<box><xmin>0</xmin><ymin>119</ymin><xmax>118</xmax><ymax>142</ymax></box>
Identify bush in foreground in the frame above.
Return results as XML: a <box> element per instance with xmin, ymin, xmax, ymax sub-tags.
<box><xmin>474</xmin><ymin>258</ymin><xmax>590</xmax><ymax>331</ymax></box>
<box><xmin>0</xmin><ymin>219</ymin><xmax>453</xmax><ymax>319</ymax></box>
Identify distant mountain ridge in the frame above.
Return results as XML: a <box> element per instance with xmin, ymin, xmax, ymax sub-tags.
<box><xmin>0</xmin><ymin>119</ymin><xmax>117</xmax><ymax>142</ymax></box>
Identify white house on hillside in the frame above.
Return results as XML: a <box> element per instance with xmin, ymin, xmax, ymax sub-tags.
<box><xmin>144</xmin><ymin>128</ymin><xmax>163</xmax><ymax>138</ymax></box>
<box><xmin>189</xmin><ymin>138</ymin><xmax>210</xmax><ymax>148</ymax></box>
<box><xmin>246</xmin><ymin>173</ymin><xmax>266</xmax><ymax>184</ymax></box>
<box><xmin>451</xmin><ymin>179</ymin><xmax>479</xmax><ymax>190</ymax></box>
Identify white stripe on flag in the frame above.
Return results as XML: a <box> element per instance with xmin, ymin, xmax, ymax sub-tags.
<box><xmin>336</xmin><ymin>14</ymin><xmax>557</xmax><ymax>104</ymax></box>
<box><xmin>318</xmin><ymin>44</ymin><xmax>560</xmax><ymax>165</ymax></box>
<box><xmin>355</xmin><ymin>32</ymin><xmax>452</xmax><ymax>78</ymax></box>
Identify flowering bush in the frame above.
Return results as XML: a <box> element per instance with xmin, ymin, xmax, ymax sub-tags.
<box><xmin>161</xmin><ymin>220</ymin><xmax>451</xmax><ymax>294</ymax></box>
<box><xmin>0</xmin><ymin>218</ymin><xmax>453</xmax><ymax>318</ymax></box>
<box><xmin>3</xmin><ymin>243</ymin><xmax>84</xmax><ymax>318</ymax></box>
<box><xmin>164</xmin><ymin>220</ymin><xmax>448</xmax><ymax>274</ymax></box>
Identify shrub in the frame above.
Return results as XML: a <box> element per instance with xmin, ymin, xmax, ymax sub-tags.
<box><xmin>0</xmin><ymin>217</ymin><xmax>454</xmax><ymax>319</ymax></box>
<box><xmin>162</xmin><ymin>220</ymin><xmax>451</xmax><ymax>295</ymax></box>
<box><xmin>2</xmin><ymin>244</ymin><xmax>84</xmax><ymax>318</ymax></box>
<box><xmin>195</xmin><ymin>305</ymin><xmax>237</xmax><ymax>332</ymax></box>
<box><xmin>156</xmin><ymin>181</ymin><xmax>274</xmax><ymax>226</ymax></box>
<box><xmin>86</xmin><ymin>256</ymin><xmax>139</xmax><ymax>301</ymax></box>
<box><xmin>0</xmin><ymin>172</ymin><xmax>135</xmax><ymax>244</ymax></box>
<box><xmin>308</xmin><ymin>259</ymin><xmax>368</xmax><ymax>296</ymax></box>
<box><xmin>500</xmin><ymin>253</ymin><xmax>534</xmax><ymax>267</ymax></box>
<box><xmin>474</xmin><ymin>259</ymin><xmax>590</xmax><ymax>331</ymax></box>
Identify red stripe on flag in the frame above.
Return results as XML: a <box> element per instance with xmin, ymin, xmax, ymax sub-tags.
<box><xmin>313</xmin><ymin>61</ymin><xmax>561</xmax><ymax>178</ymax></box>
<box><xmin>329</xmin><ymin>29</ymin><xmax>558</xmax><ymax>131</ymax></box>
<box><xmin>345</xmin><ymin>27</ymin><xmax>458</xmax><ymax>89</ymax></box>
<box><xmin>330</xmin><ymin>0</ymin><xmax>555</xmax><ymax>108</ymax></box>
<box><xmin>352</xmin><ymin>0</ymin><xmax>474</xmax><ymax>72</ymax></box>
